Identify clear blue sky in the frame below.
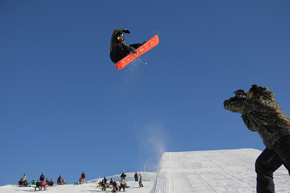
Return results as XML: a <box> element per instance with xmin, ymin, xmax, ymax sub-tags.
<box><xmin>1</xmin><ymin>0</ymin><xmax>290</xmax><ymax>186</ymax></box>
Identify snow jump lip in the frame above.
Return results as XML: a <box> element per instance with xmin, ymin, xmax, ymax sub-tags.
<box><xmin>115</xmin><ymin>35</ymin><xmax>159</xmax><ymax>70</ymax></box>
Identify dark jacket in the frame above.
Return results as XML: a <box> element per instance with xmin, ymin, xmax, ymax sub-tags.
<box><xmin>110</xmin><ymin>28</ymin><xmax>136</xmax><ymax>63</ymax></box>
<box><xmin>134</xmin><ymin>173</ymin><xmax>138</xmax><ymax>181</ymax></box>
<box><xmin>120</xmin><ymin>173</ymin><xmax>126</xmax><ymax>179</ymax></box>
<box><xmin>224</xmin><ymin>86</ymin><xmax>290</xmax><ymax>148</ymax></box>
<box><xmin>40</xmin><ymin>174</ymin><xmax>45</xmax><ymax>182</ymax></box>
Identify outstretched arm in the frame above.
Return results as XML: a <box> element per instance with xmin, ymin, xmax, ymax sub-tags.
<box><xmin>224</xmin><ymin>98</ymin><xmax>246</xmax><ymax>113</ymax></box>
<box><xmin>112</xmin><ymin>28</ymin><xmax>130</xmax><ymax>36</ymax></box>
<box><xmin>224</xmin><ymin>97</ymin><xmax>263</xmax><ymax>115</ymax></box>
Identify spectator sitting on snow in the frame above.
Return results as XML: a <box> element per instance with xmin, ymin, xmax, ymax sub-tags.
<box><xmin>18</xmin><ymin>178</ymin><xmax>24</xmax><ymax>186</ymax></box>
<box><xmin>112</xmin><ymin>181</ymin><xmax>118</xmax><ymax>193</ymax></box>
<box><xmin>109</xmin><ymin>178</ymin><xmax>114</xmax><ymax>185</ymax></box>
<box><xmin>35</xmin><ymin>180</ymin><xmax>41</xmax><ymax>191</ymax></box>
<box><xmin>19</xmin><ymin>180</ymin><xmax>28</xmax><ymax>187</ymax></box>
<box><xmin>49</xmin><ymin>179</ymin><xmax>54</xmax><ymax>186</ymax></box>
<box><xmin>18</xmin><ymin>174</ymin><xmax>27</xmax><ymax>186</ymax></box>
<box><xmin>78</xmin><ymin>178</ymin><xmax>83</xmax><ymax>184</ymax></box>
<box><xmin>41</xmin><ymin>182</ymin><xmax>47</xmax><ymax>190</ymax></box>
<box><xmin>81</xmin><ymin>171</ymin><xmax>86</xmax><ymax>182</ymax></box>
<box><xmin>23</xmin><ymin>180</ymin><xmax>28</xmax><ymax>186</ymax></box>
<box><xmin>57</xmin><ymin>175</ymin><xmax>62</xmax><ymax>184</ymax></box>
<box><xmin>31</xmin><ymin>179</ymin><xmax>36</xmax><ymax>185</ymax></box>
<box><xmin>62</xmin><ymin>179</ymin><xmax>67</xmax><ymax>184</ymax></box>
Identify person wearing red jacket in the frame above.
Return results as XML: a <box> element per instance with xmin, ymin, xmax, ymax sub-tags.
<box><xmin>81</xmin><ymin>171</ymin><xmax>85</xmax><ymax>182</ymax></box>
<box><xmin>39</xmin><ymin>173</ymin><xmax>45</xmax><ymax>182</ymax></box>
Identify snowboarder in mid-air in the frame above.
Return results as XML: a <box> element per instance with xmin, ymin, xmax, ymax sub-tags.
<box><xmin>110</xmin><ymin>28</ymin><xmax>144</xmax><ymax>63</ymax></box>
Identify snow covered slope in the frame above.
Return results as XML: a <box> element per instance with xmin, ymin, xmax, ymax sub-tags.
<box><xmin>152</xmin><ymin>148</ymin><xmax>289</xmax><ymax>193</ymax></box>
<box><xmin>1</xmin><ymin>149</ymin><xmax>289</xmax><ymax>193</ymax></box>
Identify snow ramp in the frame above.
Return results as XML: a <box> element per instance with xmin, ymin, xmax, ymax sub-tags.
<box><xmin>151</xmin><ymin>149</ymin><xmax>289</xmax><ymax>193</ymax></box>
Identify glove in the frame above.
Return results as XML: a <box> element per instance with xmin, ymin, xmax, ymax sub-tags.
<box><xmin>233</xmin><ymin>89</ymin><xmax>246</xmax><ymax>96</ymax></box>
<box><xmin>228</xmin><ymin>97</ymin><xmax>236</xmax><ymax>102</ymax></box>
<box><xmin>228</xmin><ymin>96</ymin><xmax>245</xmax><ymax>102</ymax></box>
<box><xmin>123</xmin><ymin>29</ymin><xmax>130</xmax><ymax>34</ymax></box>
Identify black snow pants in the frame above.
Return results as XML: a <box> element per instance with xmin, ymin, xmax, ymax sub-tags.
<box><xmin>110</xmin><ymin>43</ymin><xmax>142</xmax><ymax>63</ymax></box>
<box><xmin>255</xmin><ymin>135</ymin><xmax>290</xmax><ymax>193</ymax></box>
<box><xmin>119</xmin><ymin>184</ymin><xmax>125</xmax><ymax>191</ymax></box>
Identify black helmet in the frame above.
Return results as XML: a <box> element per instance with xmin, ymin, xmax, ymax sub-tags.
<box><xmin>116</xmin><ymin>31</ymin><xmax>124</xmax><ymax>37</ymax></box>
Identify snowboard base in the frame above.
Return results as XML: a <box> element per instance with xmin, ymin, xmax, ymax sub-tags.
<box><xmin>115</xmin><ymin>35</ymin><xmax>159</xmax><ymax>70</ymax></box>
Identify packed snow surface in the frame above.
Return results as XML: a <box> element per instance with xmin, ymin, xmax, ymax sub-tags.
<box><xmin>1</xmin><ymin>149</ymin><xmax>289</xmax><ymax>193</ymax></box>
<box><xmin>153</xmin><ymin>148</ymin><xmax>289</xmax><ymax>193</ymax></box>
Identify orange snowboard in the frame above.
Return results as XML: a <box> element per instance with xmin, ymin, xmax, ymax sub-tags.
<box><xmin>115</xmin><ymin>35</ymin><xmax>159</xmax><ymax>70</ymax></box>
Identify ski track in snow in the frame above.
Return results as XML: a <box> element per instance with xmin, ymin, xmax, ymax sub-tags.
<box><xmin>153</xmin><ymin>149</ymin><xmax>290</xmax><ymax>193</ymax></box>
<box><xmin>1</xmin><ymin>149</ymin><xmax>290</xmax><ymax>193</ymax></box>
